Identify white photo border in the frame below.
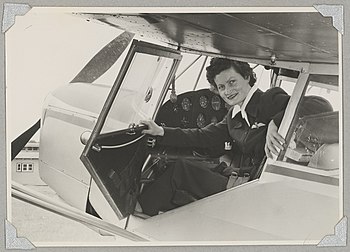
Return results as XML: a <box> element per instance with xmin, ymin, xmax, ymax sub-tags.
<box><xmin>1</xmin><ymin>0</ymin><xmax>349</xmax><ymax>251</ymax></box>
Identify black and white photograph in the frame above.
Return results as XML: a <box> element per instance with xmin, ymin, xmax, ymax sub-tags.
<box><xmin>2</xmin><ymin>3</ymin><xmax>348</xmax><ymax>250</ymax></box>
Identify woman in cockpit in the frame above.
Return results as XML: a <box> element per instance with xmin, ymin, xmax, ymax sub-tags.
<box><xmin>138</xmin><ymin>57</ymin><xmax>290</xmax><ymax>216</ymax></box>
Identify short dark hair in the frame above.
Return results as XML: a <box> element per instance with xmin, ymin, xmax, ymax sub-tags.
<box><xmin>206</xmin><ymin>58</ymin><xmax>256</xmax><ymax>90</ymax></box>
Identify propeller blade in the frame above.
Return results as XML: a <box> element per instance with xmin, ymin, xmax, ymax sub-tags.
<box><xmin>11</xmin><ymin>119</ymin><xmax>40</xmax><ymax>161</ymax></box>
<box><xmin>70</xmin><ymin>31</ymin><xmax>134</xmax><ymax>83</ymax></box>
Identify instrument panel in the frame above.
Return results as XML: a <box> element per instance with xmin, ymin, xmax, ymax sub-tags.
<box><xmin>155</xmin><ymin>89</ymin><xmax>228</xmax><ymax>129</ymax></box>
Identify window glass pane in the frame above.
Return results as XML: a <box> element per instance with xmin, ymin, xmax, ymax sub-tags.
<box><xmin>164</xmin><ymin>58</ymin><xmax>271</xmax><ymax>103</ymax></box>
<box><xmin>101</xmin><ymin>53</ymin><xmax>174</xmax><ymax>134</ymax></box>
<box><xmin>280</xmin><ymin>80</ymin><xmax>295</xmax><ymax>95</ymax></box>
<box><xmin>304</xmin><ymin>85</ymin><xmax>340</xmax><ymax>111</ymax></box>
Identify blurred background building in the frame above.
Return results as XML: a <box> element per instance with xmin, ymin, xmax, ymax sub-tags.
<box><xmin>11</xmin><ymin>141</ymin><xmax>45</xmax><ymax>185</ymax></box>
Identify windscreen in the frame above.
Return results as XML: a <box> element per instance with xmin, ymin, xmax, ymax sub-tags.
<box><xmin>101</xmin><ymin>52</ymin><xmax>174</xmax><ymax>134</ymax></box>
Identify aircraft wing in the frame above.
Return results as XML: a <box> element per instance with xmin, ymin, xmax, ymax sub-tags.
<box><xmin>77</xmin><ymin>12</ymin><xmax>338</xmax><ymax>64</ymax></box>
<box><xmin>127</xmin><ymin>172</ymin><xmax>339</xmax><ymax>242</ymax></box>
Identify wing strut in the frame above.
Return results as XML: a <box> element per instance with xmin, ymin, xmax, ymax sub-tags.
<box><xmin>12</xmin><ymin>182</ymin><xmax>148</xmax><ymax>242</ymax></box>
<box><xmin>11</xmin><ymin>119</ymin><xmax>40</xmax><ymax>160</ymax></box>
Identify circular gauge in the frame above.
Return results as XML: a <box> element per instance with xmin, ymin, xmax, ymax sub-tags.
<box><xmin>181</xmin><ymin>97</ymin><xmax>192</xmax><ymax>111</ymax></box>
<box><xmin>199</xmin><ymin>95</ymin><xmax>209</xmax><ymax>108</ymax></box>
<box><xmin>211</xmin><ymin>95</ymin><xmax>221</xmax><ymax>111</ymax></box>
<box><xmin>211</xmin><ymin>116</ymin><xmax>218</xmax><ymax>124</ymax></box>
<box><xmin>196</xmin><ymin>113</ymin><xmax>206</xmax><ymax>128</ymax></box>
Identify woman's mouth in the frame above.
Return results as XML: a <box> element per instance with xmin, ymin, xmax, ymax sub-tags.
<box><xmin>227</xmin><ymin>93</ymin><xmax>238</xmax><ymax>100</ymax></box>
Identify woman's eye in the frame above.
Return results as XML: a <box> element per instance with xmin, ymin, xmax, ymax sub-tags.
<box><xmin>229</xmin><ymin>80</ymin><xmax>236</xmax><ymax>85</ymax></box>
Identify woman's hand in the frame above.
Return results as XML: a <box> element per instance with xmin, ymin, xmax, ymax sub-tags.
<box><xmin>265</xmin><ymin>120</ymin><xmax>286</xmax><ymax>158</ymax></box>
<box><xmin>139</xmin><ymin>119</ymin><xmax>164</xmax><ymax>136</ymax></box>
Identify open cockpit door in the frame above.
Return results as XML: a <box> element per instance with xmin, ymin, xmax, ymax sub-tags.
<box><xmin>80</xmin><ymin>40</ymin><xmax>182</xmax><ymax>219</ymax></box>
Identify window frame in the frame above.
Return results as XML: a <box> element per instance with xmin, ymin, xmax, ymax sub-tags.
<box><xmin>261</xmin><ymin>62</ymin><xmax>340</xmax><ymax>184</ymax></box>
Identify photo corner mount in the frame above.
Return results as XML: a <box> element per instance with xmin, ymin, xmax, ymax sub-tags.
<box><xmin>314</xmin><ymin>4</ymin><xmax>344</xmax><ymax>34</ymax></box>
<box><xmin>2</xmin><ymin>3</ymin><xmax>31</xmax><ymax>33</ymax></box>
<box><xmin>317</xmin><ymin>216</ymin><xmax>347</xmax><ymax>247</ymax></box>
<box><xmin>5</xmin><ymin>220</ymin><xmax>35</xmax><ymax>250</ymax></box>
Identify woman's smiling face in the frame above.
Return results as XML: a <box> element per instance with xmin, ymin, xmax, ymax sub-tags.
<box><xmin>214</xmin><ymin>67</ymin><xmax>252</xmax><ymax>106</ymax></box>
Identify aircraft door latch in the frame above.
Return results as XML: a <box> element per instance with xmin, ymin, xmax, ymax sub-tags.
<box><xmin>92</xmin><ymin>144</ymin><xmax>102</xmax><ymax>152</ymax></box>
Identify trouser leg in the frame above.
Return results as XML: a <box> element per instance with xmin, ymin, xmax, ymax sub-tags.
<box><xmin>139</xmin><ymin>159</ymin><xmax>228</xmax><ymax>216</ymax></box>
<box><xmin>139</xmin><ymin>161</ymin><xmax>178</xmax><ymax>216</ymax></box>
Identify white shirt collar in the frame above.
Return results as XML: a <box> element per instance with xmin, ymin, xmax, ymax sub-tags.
<box><xmin>231</xmin><ymin>85</ymin><xmax>258</xmax><ymax>127</ymax></box>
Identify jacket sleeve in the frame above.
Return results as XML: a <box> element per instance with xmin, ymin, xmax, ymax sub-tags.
<box><xmin>157</xmin><ymin>116</ymin><xmax>231</xmax><ymax>148</ymax></box>
<box><xmin>258</xmin><ymin>87</ymin><xmax>290</xmax><ymax>127</ymax></box>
